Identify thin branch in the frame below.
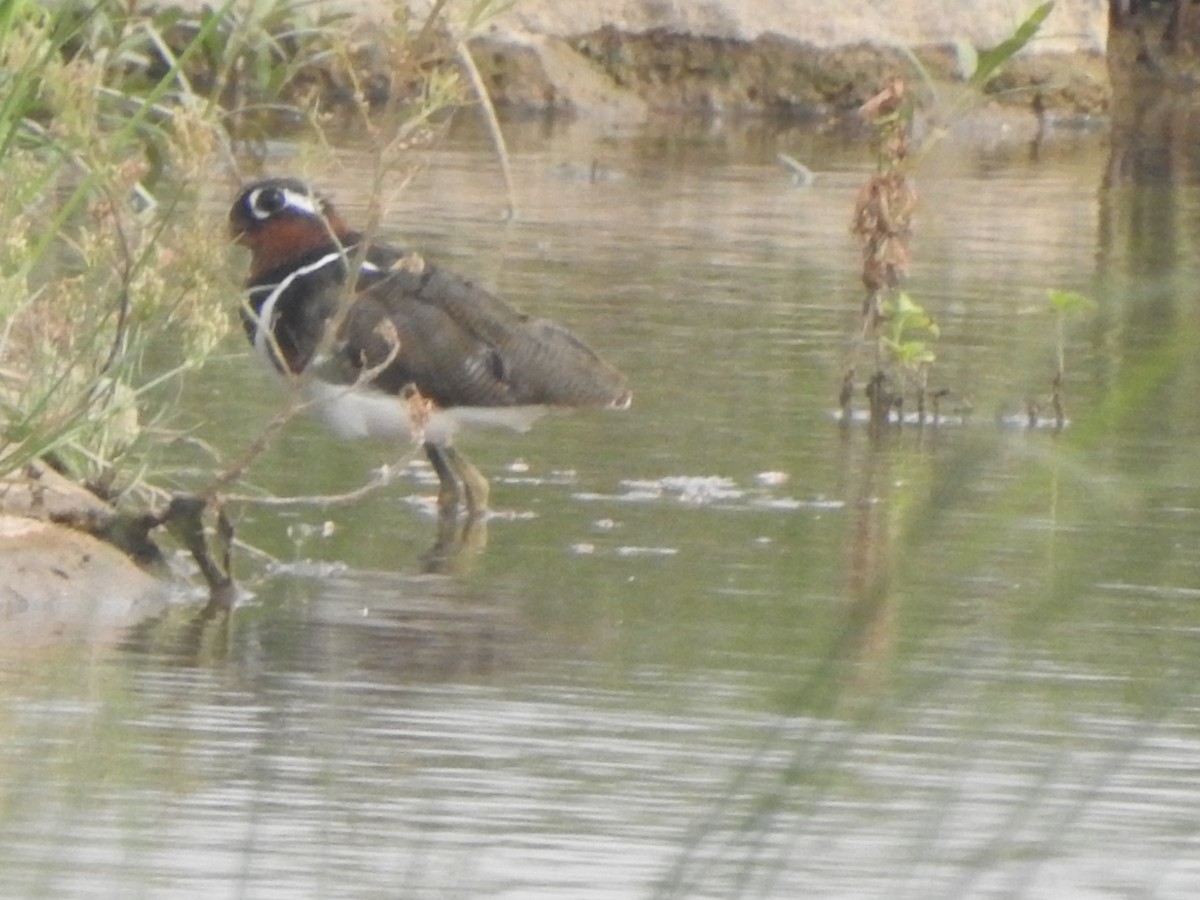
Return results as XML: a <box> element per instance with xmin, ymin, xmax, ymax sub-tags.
<box><xmin>196</xmin><ymin>399</ymin><xmax>305</xmax><ymax>502</ymax></box>
<box><xmin>416</xmin><ymin>0</ymin><xmax>454</xmax><ymax>47</ymax></box>
<box><xmin>96</xmin><ymin>178</ymin><xmax>135</xmax><ymax>379</ymax></box>
<box><xmin>222</xmin><ymin>453</ymin><xmax>419</xmax><ymax>508</ymax></box>
<box><xmin>455</xmin><ymin>38</ymin><xmax>517</xmax><ymax>219</ymax></box>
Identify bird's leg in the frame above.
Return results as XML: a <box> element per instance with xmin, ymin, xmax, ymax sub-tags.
<box><xmin>421</xmin><ymin>506</ymin><xmax>488</xmax><ymax>575</ymax></box>
<box><xmin>420</xmin><ymin>445</ymin><xmax>489</xmax><ymax>574</ymax></box>
<box><xmin>443</xmin><ymin>446</ymin><xmax>489</xmax><ymax>516</ymax></box>
<box><xmin>424</xmin><ymin>442</ymin><xmax>461</xmax><ymax>515</ymax></box>
<box><xmin>422</xmin><ymin>499</ymin><xmax>463</xmax><ymax>573</ymax></box>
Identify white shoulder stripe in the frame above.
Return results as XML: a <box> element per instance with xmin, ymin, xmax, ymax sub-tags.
<box><xmin>246</xmin><ymin>251</ymin><xmax>385</xmax><ymax>370</ymax></box>
<box><xmin>249</xmin><ymin>250</ymin><xmax>344</xmax><ymax>366</ymax></box>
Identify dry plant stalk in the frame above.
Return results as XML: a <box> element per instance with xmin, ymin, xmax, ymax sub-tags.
<box><xmin>847</xmin><ymin>76</ymin><xmax>919</xmax><ymax>425</ymax></box>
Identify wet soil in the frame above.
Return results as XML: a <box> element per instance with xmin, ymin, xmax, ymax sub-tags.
<box><xmin>469</xmin><ymin>30</ymin><xmax>1110</xmax><ymax>124</ymax></box>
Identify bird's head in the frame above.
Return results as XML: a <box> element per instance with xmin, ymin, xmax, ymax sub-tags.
<box><xmin>229</xmin><ymin>178</ymin><xmax>351</xmax><ymax>279</ymax></box>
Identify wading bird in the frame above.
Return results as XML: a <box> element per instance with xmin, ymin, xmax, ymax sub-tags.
<box><xmin>229</xmin><ymin>177</ymin><xmax>631</xmax><ymax>519</ymax></box>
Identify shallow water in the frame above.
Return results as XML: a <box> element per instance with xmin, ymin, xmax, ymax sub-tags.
<box><xmin>5</xmin><ymin>117</ymin><xmax>1200</xmax><ymax>897</ymax></box>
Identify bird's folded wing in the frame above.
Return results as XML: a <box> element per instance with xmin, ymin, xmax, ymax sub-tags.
<box><xmin>338</xmin><ymin>263</ymin><xmax>630</xmax><ymax>410</ymax></box>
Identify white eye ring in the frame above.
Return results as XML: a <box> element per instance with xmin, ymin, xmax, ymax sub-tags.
<box><xmin>246</xmin><ymin>186</ymin><xmax>321</xmax><ymax>220</ymax></box>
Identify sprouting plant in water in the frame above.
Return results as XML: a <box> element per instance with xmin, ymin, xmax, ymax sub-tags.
<box><xmin>1041</xmin><ymin>288</ymin><xmax>1096</xmax><ymax>430</ymax></box>
<box><xmin>841</xmin><ymin>2</ymin><xmax>1055</xmax><ymax>429</ymax></box>
<box><xmin>847</xmin><ymin>75</ymin><xmax>925</xmax><ymax>427</ymax></box>
<box><xmin>879</xmin><ymin>291</ymin><xmax>940</xmax><ymax>417</ymax></box>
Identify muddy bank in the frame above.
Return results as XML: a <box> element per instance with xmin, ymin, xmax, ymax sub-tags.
<box><xmin>417</xmin><ymin>1</ymin><xmax>1107</xmax><ymax>124</ymax></box>
<box><xmin>160</xmin><ymin>0</ymin><xmax>1110</xmax><ymax>126</ymax></box>
<box><xmin>0</xmin><ymin>465</ymin><xmax>171</xmax><ymax>647</ymax></box>
<box><xmin>471</xmin><ymin>29</ymin><xmax>1109</xmax><ymax>125</ymax></box>
<box><xmin>0</xmin><ymin>515</ymin><xmax>169</xmax><ymax>648</ymax></box>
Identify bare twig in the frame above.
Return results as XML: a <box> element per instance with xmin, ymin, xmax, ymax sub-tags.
<box><xmin>197</xmin><ymin>400</ymin><xmax>305</xmax><ymax>502</ymax></box>
<box><xmin>223</xmin><ymin>454</ymin><xmax>420</xmax><ymax>508</ymax></box>
<box><xmin>455</xmin><ymin>38</ymin><xmax>517</xmax><ymax>219</ymax></box>
<box><xmin>416</xmin><ymin>0</ymin><xmax>454</xmax><ymax>48</ymax></box>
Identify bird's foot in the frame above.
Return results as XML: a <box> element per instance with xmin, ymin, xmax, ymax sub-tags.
<box><xmin>422</xmin><ymin>502</ymin><xmax>488</xmax><ymax>574</ymax></box>
<box><xmin>436</xmin><ymin>481</ymin><xmax>461</xmax><ymax>517</ymax></box>
<box><xmin>444</xmin><ymin>446</ymin><xmax>489</xmax><ymax>517</ymax></box>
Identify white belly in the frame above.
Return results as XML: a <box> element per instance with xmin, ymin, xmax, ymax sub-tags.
<box><xmin>303</xmin><ymin>379</ymin><xmax>547</xmax><ymax>445</ymax></box>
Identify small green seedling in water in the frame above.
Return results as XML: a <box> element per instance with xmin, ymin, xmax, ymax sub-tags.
<box><xmin>843</xmin><ymin>3</ymin><xmax>1054</xmax><ymax>427</ymax></box>
<box><xmin>877</xmin><ymin>292</ymin><xmax>940</xmax><ymax>421</ymax></box>
<box><xmin>881</xmin><ymin>292</ymin><xmax>939</xmax><ymax>368</ymax></box>
<box><xmin>1045</xmin><ymin>289</ymin><xmax>1096</xmax><ymax>429</ymax></box>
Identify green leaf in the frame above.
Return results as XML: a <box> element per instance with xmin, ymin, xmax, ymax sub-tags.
<box><xmin>1047</xmin><ymin>289</ymin><xmax>1096</xmax><ymax>316</ymax></box>
<box><xmin>969</xmin><ymin>2</ymin><xmax>1055</xmax><ymax>89</ymax></box>
<box><xmin>894</xmin><ymin>291</ymin><xmax>918</xmax><ymax>313</ymax></box>
<box><xmin>902</xmin><ymin>342</ymin><xmax>935</xmax><ymax>365</ymax></box>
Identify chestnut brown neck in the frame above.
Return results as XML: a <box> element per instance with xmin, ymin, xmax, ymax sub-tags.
<box><xmin>243</xmin><ymin>211</ymin><xmax>353</xmax><ymax>281</ymax></box>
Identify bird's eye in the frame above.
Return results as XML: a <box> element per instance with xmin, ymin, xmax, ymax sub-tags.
<box><xmin>248</xmin><ymin>187</ymin><xmax>286</xmax><ymax>220</ymax></box>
